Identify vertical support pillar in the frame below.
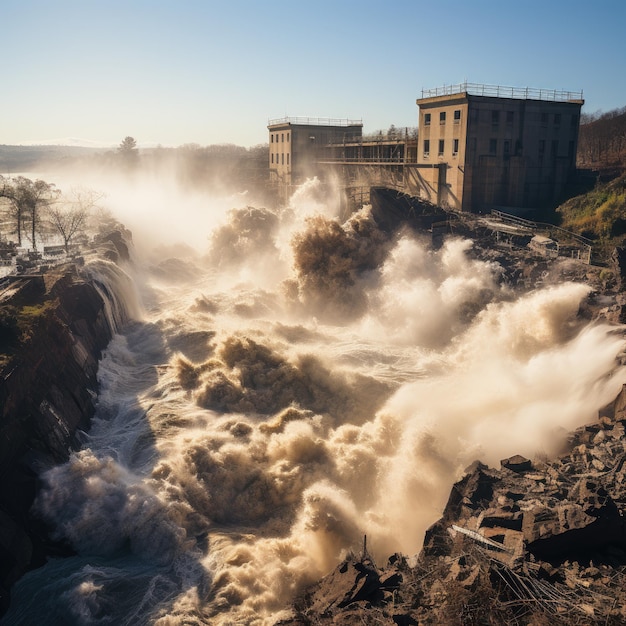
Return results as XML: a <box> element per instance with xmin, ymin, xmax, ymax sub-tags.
<box><xmin>437</xmin><ymin>163</ymin><xmax>447</xmax><ymax>207</ymax></box>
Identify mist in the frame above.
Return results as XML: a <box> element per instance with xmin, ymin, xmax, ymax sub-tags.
<box><xmin>5</xmin><ymin>161</ymin><xmax>626</xmax><ymax>625</ymax></box>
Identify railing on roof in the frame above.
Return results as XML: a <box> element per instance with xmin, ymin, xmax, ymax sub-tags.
<box><xmin>268</xmin><ymin>116</ymin><xmax>363</xmax><ymax>127</ymax></box>
<box><xmin>420</xmin><ymin>82</ymin><xmax>584</xmax><ymax>103</ymax></box>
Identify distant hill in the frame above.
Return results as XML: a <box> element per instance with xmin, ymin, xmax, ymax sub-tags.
<box><xmin>0</xmin><ymin>145</ymin><xmax>105</xmax><ymax>174</ymax></box>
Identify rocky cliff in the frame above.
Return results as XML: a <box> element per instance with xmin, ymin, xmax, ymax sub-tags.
<box><xmin>0</xmin><ymin>231</ymin><xmax>132</xmax><ymax>614</ymax></box>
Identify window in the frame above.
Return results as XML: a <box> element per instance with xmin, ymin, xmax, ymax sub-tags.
<box><xmin>271</xmin><ymin>153</ymin><xmax>274</xmax><ymax>164</ymax></box>
<box><xmin>287</xmin><ymin>132</ymin><xmax>290</xmax><ymax>142</ymax></box>
<box><xmin>491</xmin><ymin>110</ymin><xmax>500</xmax><ymax>126</ymax></box>
<box><xmin>453</xmin><ymin>138</ymin><xmax>459</xmax><ymax>155</ymax></box>
<box><xmin>506</xmin><ymin>111</ymin><xmax>514</xmax><ymax>125</ymax></box>
<box><xmin>271</xmin><ymin>134</ymin><xmax>274</xmax><ymax>143</ymax></box>
<box><xmin>424</xmin><ymin>113</ymin><xmax>431</xmax><ymax>126</ymax></box>
<box><xmin>541</xmin><ymin>112</ymin><xmax>548</xmax><ymax>126</ymax></box>
<box><xmin>281</xmin><ymin>133</ymin><xmax>284</xmax><ymax>142</ymax></box>
<box><xmin>287</xmin><ymin>153</ymin><xmax>289</xmax><ymax>165</ymax></box>
<box><xmin>504</xmin><ymin>140</ymin><xmax>510</xmax><ymax>155</ymax></box>
<box><xmin>281</xmin><ymin>153</ymin><xmax>284</xmax><ymax>165</ymax></box>
<box><xmin>489</xmin><ymin>138</ymin><xmax>497</xmax><ymax>155</ymax></box>
<box><xmin>554</xmin><ymin>113</ymin><xmax>561</xmax><ymax>126</ymax></box>
<box><xmin>438</xmin><ymin>139</ymin><xmax>444</xmax><ymax>155</ymax></box>
<box><xmin>453</xmin><ymin>110</ymin><xmax>461</xmax><ymax>124</ymax></box>
<box><xmin>423</xmin><ymin>139</ymin><xmax>430</xmax><ymax>157</ymax></box>
<box><xmin>439</xmin><ymin>111</ymin><xmax>446</xmax><ymax>124</ymax></box>
<box><xmin>551</xmin><ymin>140</ymin><xmax>558</xmax><ymax>157</ymax></box>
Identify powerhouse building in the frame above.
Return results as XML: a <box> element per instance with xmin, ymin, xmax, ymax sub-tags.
<box><xmin>267</xmin><ymin>117</ymin><xmax>363</xmax><ymax>191</ymax></box>
<box><xmin>267</xmin><ymin>83</ymin><xmax>585</xmax><ymax>214</ymax></box>
<box><xmin>415</xmin><ymin>83</ymin><xmax>584</xmax><ymax>212</ymax></box>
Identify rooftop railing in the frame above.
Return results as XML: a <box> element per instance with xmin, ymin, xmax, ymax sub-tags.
<box><xmin>420</xmin><ymin>82</ymin><xmax>584</xmax><ymax>103</ymax></box>
<box><xmin>268</xmin><ymin>116</ymin><xmax>363</xmax><ymax>127</ymax></box>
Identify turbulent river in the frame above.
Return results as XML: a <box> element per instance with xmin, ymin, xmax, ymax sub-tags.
<box><xmin>4</xmin><ymin>176</ymin><xmax>626</xmax><ymax>625</ymax></box>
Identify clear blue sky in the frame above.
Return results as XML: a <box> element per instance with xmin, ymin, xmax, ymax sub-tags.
<box><xmin>2</xmin><ymin>0</ymin><xmax>625</xmax><ymax>148</ymax></box>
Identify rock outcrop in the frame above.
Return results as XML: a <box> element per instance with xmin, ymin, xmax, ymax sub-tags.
<box><xmin>282</xmin><ymin>387</ymin><xmax>626</xmax><ymax>625</ymax></box>
<box><xmin>0</xmin><ymin>231</ymin><xmax>132</xmax><ymax>614</ymax></box>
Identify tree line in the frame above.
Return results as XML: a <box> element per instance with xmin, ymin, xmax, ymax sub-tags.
<box><xmin>577</xmin><ymin>106</ymin><xmax>626</xmax><ymax>171</ymax></box>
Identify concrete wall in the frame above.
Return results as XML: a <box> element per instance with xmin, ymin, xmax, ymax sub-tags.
<box><xmin>417</xmin><ymin>94</ymin><xmax>469</xmax><ymax>210</ymax></box>
<box><xmin>463</xmin><ymin>96</ymin><xmax>581</xmax><ymax>212</ymax></box>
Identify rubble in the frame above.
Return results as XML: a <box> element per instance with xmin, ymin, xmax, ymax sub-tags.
<box><xmin>281</xmin><ymin>385</ymin><xmax>626</xmax><ymax>625</ymax></box>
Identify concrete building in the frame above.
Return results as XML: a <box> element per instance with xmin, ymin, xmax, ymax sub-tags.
<box><xmin>267</xmin><ymin>117</ymin><xmax>363</xmax><ymax>195</ymax></box>
<box><xmin>416</xmin><ymin>83</ymin><xmax>584</xmax><ymax>213</ymax></box>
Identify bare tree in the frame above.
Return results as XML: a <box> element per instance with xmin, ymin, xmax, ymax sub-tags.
<box><xmin>48</xmin><ymin>187</ymin><xmax>104</xmax><ymax>253</ymax></box>
<box><xmin>0</xmin><ymin>176</ymin><xmax>58</xmax><ymax>249</ymax></box>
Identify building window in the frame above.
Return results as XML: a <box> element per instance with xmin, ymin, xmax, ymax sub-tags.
<box><xmin>287</xmin><ymin>153</ymin><xmax>289</xmax><ymax>165</ymax></box>
<box><xmin>489</xmin><ymin>138</ymin><xmax>497</xmax><ymax>155</ymax></box>
<box><xmin>439</xmin><ymin>111</ymin><xmax>446</xmax><ymax>124</ymax></box>
<box><xmin>281</xmin><ymin>133</ymin><xmax>284</xmax><ymax>142</ymax></box>
<box><xmin>281</xmin><ymin>153</ymin><xmax>284</xmax><ymax>165</ymax></box>
<box><xmin>271</xmin><ymin>153</ymin><xmax>274</xmax><ymax>164</ymax></box>
<box><xmin>506</xmin><ymin>111</ymin><xmax>514</xmax><ymax>126</ymax></box>
<box><xmin>551</xmin><ymin>140</ymin><xmax>558</xmax><ymax>157</ymax></box>
<box><xmin>492</xmin><ymin>110</ymin><xmax>499</xmax><ymax>126</ymax></box>
<box><xmin>424</xmin><ymin>113</ymin><xmax>431</xmax><ymax>126</ymax></box>
<box><xmin>453</xmin><ymin>110</ymin><xmax>461</xmax><ymax>124</ymax></box>
<box><xmin>271</xmin><ymin>134</ymin><xmax>274</xmax><ymax>143</ymax></box>
<box><xmin>423</xmin><ymin>139</ymin><xmax>430</xmax><ymax>157</ymax></box>
<box><xmin>453</xmin><ymin>138</ymin><xmax>459</xmax><ymax>155</ymax></box>
<box><xmin>541</xmin><ymin>112</ymin><xmax>548</xmax><ymax>126</ymax></box>
<box><xmin>287</xmin><ymin>132</ymin><xmax>290</xmax><ymax>142</ymax></box>
<box><xmin>504</xmin><ymin>140</ymin><xmax>510</xmax><ymax>155</ymax></box>
<box><xmin>438</xmin><ymin>139</ymin><xmax>444</xmax><ymax>155</ymax></box>
<box><xmin>554</xmin><ymin>113</ymin><xmax>561</xmax><ymax>126</ymax></box>
<box><xmin>538</xmin><ymin>139</ymin><xmax>545</xmax><ymax>162</ymax></box>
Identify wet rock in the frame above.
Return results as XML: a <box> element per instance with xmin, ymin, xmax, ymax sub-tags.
<box><xmin>0</xmin><ymin>234</ymin><xmax>133</xmax><ymax>615</ymax></box>
<box><xmin>501</xmin><ymin>454</ymin><xmax>532</xmax><ymax>473</ymax></box>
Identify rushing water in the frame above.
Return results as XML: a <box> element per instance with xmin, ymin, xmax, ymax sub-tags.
<box><xmin>4</xmin><ymin>177</ymin><xmax>626</xmax><ymax>625</ymax></box>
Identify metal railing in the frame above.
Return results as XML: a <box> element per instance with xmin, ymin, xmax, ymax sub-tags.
<box><xmin>268</xmin><ymin>116</ymin><xmax>363</xmax><ymax>127</ymax></box>
<box><xmin>420</xmin><ymin>82</ymin><xmax>584</xmax><ymax>103</ymax></box>
<box><xmin>490</xmin><ymin>210</ymin><xmax>593</xmax><ymax>246</ymax></box>
<box><xmin>318</xmin><ymin>156</ymin><xmax>406</xmax><ymax>163</ymax></box>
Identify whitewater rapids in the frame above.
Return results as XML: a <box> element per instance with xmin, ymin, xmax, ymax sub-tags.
<box><xmin>4</xmin><ymin>178</ymin><xmax>626</xmax><ymax>625</ymax></box>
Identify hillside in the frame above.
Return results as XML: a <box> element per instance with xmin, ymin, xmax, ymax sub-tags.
<box><xmin>556</xmin><ymin>173</ymin><xmax>626</xmax><ymax>260</ymax></box>
<box><xmin>531</xmin><ymin>106</ymin><xmax>626</xmax><ymax>263</ymax></box>
<box><xmin>577</xmin><ymin>107</ymin><xmax>626</xmax><ymax>172</ymax></box>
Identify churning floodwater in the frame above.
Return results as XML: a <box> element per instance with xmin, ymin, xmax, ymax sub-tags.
<box><xmin>4</xmin><ymin>175</ymin><xmax>626</xmax><ymax>625</ymax></box>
